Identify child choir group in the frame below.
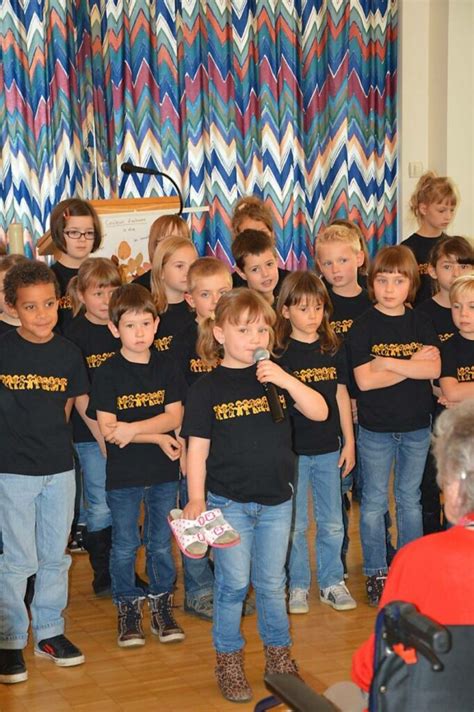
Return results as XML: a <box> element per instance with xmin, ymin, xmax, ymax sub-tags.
<box><xmin>1</xmin><ymin>171</ymin><xmax>473</xmax><ymax>702</ymax></box>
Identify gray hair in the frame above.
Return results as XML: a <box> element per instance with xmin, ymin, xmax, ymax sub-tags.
<box><xmin>432</xmin><ymin>401</ymin><xmax>474</xmax><ymax>517</ymax></box>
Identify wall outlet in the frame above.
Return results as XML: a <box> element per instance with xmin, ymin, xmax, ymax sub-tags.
<box><xmin>408</xmin><ymin>161</ymin><xmax>424</xmax><ymax>178</ymax></box>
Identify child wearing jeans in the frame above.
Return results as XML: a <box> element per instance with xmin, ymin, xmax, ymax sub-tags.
<box><xmin>275</xmin><ymin>271</ymin><xmax>357</xmax><ymax>614</ymax></box>
<box><xmin>0</xmin><ymin>261</ymin><xmax>89</xmax><ymax>684</ymax></box>
<box><xmin>348</xmin><ymin>246</ymin><xmax>441</xmax><ymax>606</ymax></box>
<box><xmin>182</xmin><ymin>288</ymin><xmax>328</xmax><ymax>702</ymax></box>
<box><xmin>87</xmin><ymin>284</ymin><xmax>186</xmax><ymax>648</ymax></box>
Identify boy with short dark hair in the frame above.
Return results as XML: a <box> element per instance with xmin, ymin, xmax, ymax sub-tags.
<box><xmin>0</xmin><ymin>261</ymin><xmax>89</xmax><ymax>684</ymax></box>
<box><xmin>231</xmin><ymin>229</ymin><xmax>289</xmax><ymax>303</ymax></box>
<box><xmin>88</xmin><ymin>283</ymin><xmax>187</xmax><ymax>648</ymax></box>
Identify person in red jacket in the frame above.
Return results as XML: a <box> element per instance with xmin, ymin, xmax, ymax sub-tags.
<box><xmin>324</xmin><ymin>400</ymin><xmax>474</xmax><ymax>711</ymax></box>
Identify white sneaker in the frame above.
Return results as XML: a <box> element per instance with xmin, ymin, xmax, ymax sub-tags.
<box><xmin>288</xmin><ymin>588</ymin><xmax>309</xmax><ymax>614</ymax></box>
<box><xmin>320</xmin><ymin>582</ymin><xmax>357</xmax><ymax>611</ymax></box>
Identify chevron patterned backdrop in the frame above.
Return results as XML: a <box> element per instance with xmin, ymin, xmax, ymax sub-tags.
<box><xmin>0</xmin><ymin>0</ymin><xmax>397</xmax><ymax>266</ymax></box>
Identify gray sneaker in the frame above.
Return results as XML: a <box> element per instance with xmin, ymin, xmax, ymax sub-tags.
<box><xmin>184</xmin><ymin>592</ymin><xmax>213</xmax><ymax>622</ymax></box>
<box><xmin>288</xmin><ymin>588</ymin><xmax>309</xmax><ymax>614</ymax></box>
<box><xmin>320</xmin><ymin>582</ymin><xmax>357</xmax><ymax>611</ymax></box>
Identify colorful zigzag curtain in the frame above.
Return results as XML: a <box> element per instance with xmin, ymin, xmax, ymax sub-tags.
<box><xmin>0</xmin><ymin>0</ymin><xmax>397</xmax><ymax>265</ymax></box>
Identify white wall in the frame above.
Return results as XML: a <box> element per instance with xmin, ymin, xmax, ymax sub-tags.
<box><xmin>398</xmin><ymin>0</ymin><xmax>474</xmax><ymax>241</ymax></box>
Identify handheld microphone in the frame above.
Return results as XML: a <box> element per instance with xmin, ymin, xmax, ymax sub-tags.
<box><xmin>120</xmin><ymin>162</ymin><xmax>184</xmax><ymax>215</ymax></box>
<box><xmin>253</xmin><ymin>348</ymin><xmax>285</xmax><ymax>423</ymax></box>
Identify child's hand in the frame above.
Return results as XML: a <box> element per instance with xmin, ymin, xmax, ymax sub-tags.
<box><xmin>339</xmin><ymin>442</ymin><xmax>355</xmax><ymax>477</ymax></box>
<box><xmin>437</xmin><ymin>395</ymin><xmax>458</xmax><ymax>409</ymax></box>
<box><xmin>156</xmin><ymin>434</ymin><xmax>181</xmax><ymax>461</ymax></box>
<box><xmin>411</xmin><ymin>345</ymin><xmax>439</xmax><ymax>361</ymax></box>
<box><xmin>183</xmin><ymin>499</ymin><xmax>207</xmax><ymax>520</ymax></box>
<box><xmin>104</xmin><ymin>421</ymin><xmax>137</xmax><ymax>448</ymax></box>
<box><xmin>256</xmin><ymin>360</ymin><xmax>290</xmax><ymax>389</ymax></box>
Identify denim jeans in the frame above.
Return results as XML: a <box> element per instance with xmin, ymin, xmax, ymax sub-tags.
<box><xmin>0</xmin><ymin>470</ymin><xmax>75</xmax><ymax>649</ymax></box>
<box><xmin>179</xmin><ymin>477</ymin><xmax>214</xmax><ymax>599</ymax></box>
<box><xmin>288</xmin><ymin>451</ymin><xmax>344</xmax><ymax>591</ymax></box>
<box><xmin>74</xmin><ymin>441</ymin><xmax>111</xmax><ymax>532</ymax></box>
<box><xmin>358</xmin><ymin>425</ymin><xmax>431</xmax><ymax>575</ymax></box>
<box><xmin>207</xmin><ymin>491</ymin><xmax>292</xmax><ymax>653</ymax></box>
<box><xmin>107</xmin><ymin>480</ymin><xmax>179</xmax><ymax>602</ymax></box>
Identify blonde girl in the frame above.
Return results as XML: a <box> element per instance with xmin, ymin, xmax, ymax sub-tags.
<box><xmin>150</xmin><ymin>236</ymin><xmax>197</xmax><ymax>351</ymax></box>
<box><xmin>275</xmin><ymin>271</ymin><xmax>356</xmax><ymax>614</ymax></box>
<box><xmin>402</xmin><ymin>172</ymin><xmax>458</xmax><ymax>303</ymax></box>
<box><xmin>181</xmin><ymin>288</ymin><xmax>327</xmax><ymax>702</ymax></box>
<box><xmin>64</xmin><ymin>258</ymin><xmax>122</xmax><ymax>595</ymax></box>
<box><xmin>50</xmin><ymin>198</ymin><xmax>103</xmax><ymax>331</ymax></box>
<box><xmin>135</xmin><ymin>214</ymin><xmax>191</xmax><ymax>290</ymax></box>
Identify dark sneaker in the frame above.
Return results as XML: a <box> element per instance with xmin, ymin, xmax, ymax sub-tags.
<box><xmin>34</xmin><ymin>635</ymin><xmax>85</xmax><ymax>667</ymax></box>
<box><xmin>184</xmin><ymin>592</ymin><xmax>213</xmax><ymax>622</ymax></box>
<box><xmin>0</xmin><ymin>649</ymin><xmax>28</xmax><ymax>684</ymax></box>
<box><xmin>68</xmin><ymin>524</ymin><xmax>87</xmax><ymax>554</ymax></box>
<box><xmin>366</xmin><ymin>570</ymin><xmax>387</xmax><ymax>607</ymax></box>
<box><xmin>117</xmin><ymin>598</ymin><xmax>146</xmax><ymax>648</ymax></box>
<box><xmin>149</xmin><ymin>593</ymin><xmax>185</xmax><ymax>643</ymax></box>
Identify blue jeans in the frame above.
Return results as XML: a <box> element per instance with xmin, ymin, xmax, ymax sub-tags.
<box><xmin>358</xmin><ymin>425</ymin><xmax>431</xmax><ymax>575</ymax></box>
<box><xmin>179</xmin><ymin>477</ymin><xmax>214</xmax><ymax>599</ymax></box>
<box><xmin>107</xmin><ymin>481</ymin><xmax>179</xmax><ymax>602</ymax></box>
<box><xmin>74</xmin><ymin>441</ymin><xmax>111</xmax><ymax>532</ymax></box>
<box><xmin>208</xmin><ymin>491</ymin><xmax>292</xmax><ymax>653</ymax></box>
<box><xmin>0</xmin><ymin>470</ymin><xmax>75</xmax><ymax>648</ymax></box>
<box><xmin>288</xmin><ymin>451</ymin><xmax>344</xmax><ymax>590</ymax></box>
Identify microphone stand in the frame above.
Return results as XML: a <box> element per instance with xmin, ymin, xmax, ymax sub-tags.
<box><xmin>121</xmin><ymin>162</ymin><xmax>184</xmax><ymax>215</ymax></box>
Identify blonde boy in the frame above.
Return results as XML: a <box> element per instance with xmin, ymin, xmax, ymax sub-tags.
<box><xmin>440</xmin><ymin>275</ymin><xmax>474</xmax><ymax>405</ymax></box>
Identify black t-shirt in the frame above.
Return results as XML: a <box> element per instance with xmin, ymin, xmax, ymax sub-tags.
<box><xmin>232</xmin><ymin>267</ymin><xmax>290</xmax><ymax>300</ymax></box>
<box><xmin>416</xmin><ymin>298</ymin><xmax>455</xmax><ymax>344</ymax></box>
<box><xmin>170</xmin><ymin>320</ymin><xmax>216</xmax><ymax>388</ymax></box>
<box><xmin>87</xmin><ymin>350</ymin><xmax>186</xmax><ymax>490</ymax></box>
<box><xmin>327</xmin><ymin>286</ymin><xmax>372</xmax><ymax>398</ymax></box>
<box><xmin>181</xmin><ymin>364</ymin><xmax>295</xmax><ymax>505</ymax></box>
<box><xmin>400</xmin><ymin>233</ymin><xmax>445</xmax><ymax>304</ymax></box>
<box><xmin>0</xmin><ymin>331</ymin><xmax>89</xmax><ymax>475</ymax></box>
<box><xmin>0</xmin><ymin>320</ymin><xmax>16</xmax><ymax>337</ymax></box>
<box><xmin>277</xmin><ymin>338</ymin><xmax>346</xmax><ymax>455</ymax></box>
<box><xmin>440</xmin><ymin>332</ymin><xmax>474</xmax><ymax>383</ymax></box>
<box><xmin>348</xmin><ymin>307</ymin><xmax>439</xmax><ymax>432</ymax></box>
<box><xmin>51</xmin><ymin>262</ymin><xmax>78</xmax><ymax>333</ymax></box>
<box><xmin>327</xmin><ymin>287</ymin><xmax>372</xmax><ymax>337</ymax></box>
<box><xmin>63</xmin><ymin>315</ymin><xmax>118</xmax><ymax>442</ymax></box>
<box><xmin>154</xmin><ymin>301</ymin><xmax>194</xmax><ymax>352</ymax></box>
<box><xmin>133</xmin><ymin>270</ymin><xmax>151</xmax><ymax>291</ymax></box>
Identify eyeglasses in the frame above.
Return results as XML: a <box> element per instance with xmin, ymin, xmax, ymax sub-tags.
<box><xmin>63</xmin><ymin>229</ymin><xmax>96</xmax><ymax>241</ymax></box>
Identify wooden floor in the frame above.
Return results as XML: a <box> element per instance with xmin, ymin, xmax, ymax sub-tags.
<box><xmin>0</xmin><ymin>501</ymin><xmax>376</xmax><ymax>712</ymax></box>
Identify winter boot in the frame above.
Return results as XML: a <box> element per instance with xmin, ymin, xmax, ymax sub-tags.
<box><xmin>215</xmin><ymin>650</ymin><xmax>253</xmax><ymax>702</ymax></box>
<box><xmin>83</xmin><ymin>526</ymin><xmax>112</xmax><ymax>596</ymax></box>
<box><xmin>264</xmin><ymin>645</ymin><xmax>301</xmax><ymax>678</ymax></box>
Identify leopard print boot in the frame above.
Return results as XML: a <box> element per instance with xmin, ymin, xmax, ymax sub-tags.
<box><xmin>215</xmin><ymin>649</ymin><xmax>252</xmax><ymax>702</ymax></box>
<box><xmin>264</xmin><ymin>645</ymin><xmax>301</xmax><ymax>678</ymax></box>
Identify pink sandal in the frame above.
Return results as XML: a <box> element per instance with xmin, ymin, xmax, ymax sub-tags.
<box><xmin>168</xmin><ymin>509</ymin><xmax>208</xmax><ymax>559</ymax></box>
<box><xmin>196</xmin><ymin>509</ymin><xmax>240</xmax><ymax>548</ymax></box>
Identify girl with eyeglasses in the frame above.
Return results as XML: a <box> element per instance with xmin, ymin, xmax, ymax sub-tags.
<box><xmin>50</xmin><ymin>198</ymin><xmax>103</xmax><ymax>334</ymax></box>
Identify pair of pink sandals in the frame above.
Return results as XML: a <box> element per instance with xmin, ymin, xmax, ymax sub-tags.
<box><xmin>168</xmin><ymin>508</ymin><xmax>240</xmax><ymax>559</ymax></box>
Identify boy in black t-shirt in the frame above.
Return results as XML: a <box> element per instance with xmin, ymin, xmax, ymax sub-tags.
<box><xmin>440</xmin><ymin>275</ymin><xmax>474</xmax><ymax>406</ymax></box>
<box><xmin>0</xmin><ymin>262</ymin><xmax>89</xmax><ymax>684</ymax></box>
<box><xmin>87</xmin><ymin>284</ymin><xmax>186</xmax><ymax>649</ymax></box>
<box><xmin>231</xmin><ymin>229</ymin><xmax>289</xmax><ymax>304</ymax></box>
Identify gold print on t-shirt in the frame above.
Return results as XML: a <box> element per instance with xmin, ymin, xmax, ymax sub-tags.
<box><xmin>438</xmin><ymin>332</ymin><xmax>454</xmax><ymax>343</ymax></box>
<box><xmin>189</xmin><ymin>358</ymin><xmax>215</xmax><ymax>373</ymax></box>
<box><xmin>0</xmin><ymin>373</ymin><xmax>67</xmax><ymax>392</ymax></box>
<box><xmin>330</xmin><ymin>319</ymin><xmax>353</xmax><ymax>334</ymax></box>
<box><xmin>86</xmin><ymin>352</ymin><xmax>115</xmax><ymax>369</ymax></box>
<box><xmin>293</xmin><ymin>366</ymin><xmax>337</xmax><ymax>384</ymax></box>
<box><xmin>213</xmin><ymin>395</ymin><xmax>287</xmax><ymax>420</ymax></box>
<box><xmin>418</xmin><ymin>263</ymin><xmax>429</xmax><ymax>275</ymax></box>
<box><xmin>154</xmin><ymin>336</ymin><xmax>173</xmax><ymax>351</ymax></box>
<box><xmin>371</xmin><ymin>341</ymin><xmax>423</xmax><ymax>358</ymax></box>
<box><xmin>117</xmin><ymin>390</ymin><xmax>165</xmax><ymax>410</ymax></box>
<box><xmin>59</xmin><ymin>295</ymin><xmax>72</xmax><ymax>310</ymax></box>
<box><xmin>457</xmin><ymin>366</ymin><xmax>474</xmax><ymax>382</ymax></box>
